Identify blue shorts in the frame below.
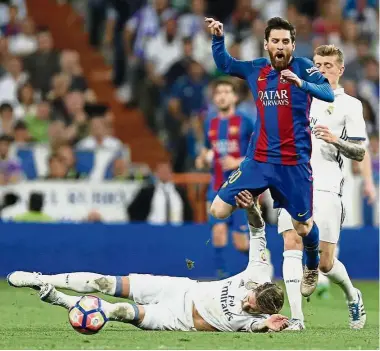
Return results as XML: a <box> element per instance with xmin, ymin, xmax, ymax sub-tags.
<box><xmin>218</xmin><ymin>158</ymin><xmax>313</xmax><ymax>222</ymax></box>
<box><xmin>207</xmin><ymin>189</ymin><xmax>249</xmax><ymax>234</ymax></box>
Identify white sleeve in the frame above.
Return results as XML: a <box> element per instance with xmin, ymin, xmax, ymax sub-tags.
<box><xmin>241</xmin><ymin>315</ymin><xmax>269</xmax><ymax>332</ymax></box>
<box><xmin>126</xmin><ymin>12</ymin><xmax>139</xmax><ymax>31</ymax></box>
<box><xmin>345</xmin><ymin>99</ymin><xmax>367</xmax><ymax>142</ymax></box>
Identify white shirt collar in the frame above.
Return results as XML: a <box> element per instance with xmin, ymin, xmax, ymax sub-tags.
<box><xmin>334</xmin><ymin>87</ymin><xmax>345</xmax><ymax>96</ymax></box>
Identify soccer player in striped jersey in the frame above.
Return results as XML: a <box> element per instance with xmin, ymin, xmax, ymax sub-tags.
<box><xmin>278</xmin><ymin>45</ymin><xmax>367</xmax><ymax>330</ymax></box>
<box><xmin>205</xmin><ymin>16</ymin><xmax>335</xmax><ymax>297</ymax></box>
<box><xmin>196</xmin><ymin>78</ymin><xmax>255</xmax><ymax>278</ymax></box>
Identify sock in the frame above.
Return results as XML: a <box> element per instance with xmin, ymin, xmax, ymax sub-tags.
<box><xmin>52</xmin><ymin>290</ymin><xmax>82</xmax><ymax>309</ymax></box>
<box><xmin>318</xmin><ymin>271</ymin><xmax>330</xmax><ymax>286</ymax></box>
<box><xmin>323</xmin><ymin>258</ymin><xmax>357</xmax><ymax>302</ymax></box>
<box><xmin>214</xmin><ymin>246</ymin><xmax>228</xmax><ymax>277</ymax></box>
<box><xmin>102</xmin><ymin>301</ymin><xmax>139</xmax><ymax>323</ymax></box>
<box><xmin>302</xmin><ymin>222</ymin><xmax>320</xmax><ymax>270</ymax></box>
<box><xmin>283</xmin><ymin>250</ymin><xmax>304</xmax><ymax>322</ymax></box>
<box><xmin>41</xmin><ymin>273</ymin><xmax>115</xmax><ymax>294</ymax></box>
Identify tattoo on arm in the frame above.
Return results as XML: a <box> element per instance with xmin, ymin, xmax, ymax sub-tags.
<box><xmin>331</xmin><ymin>139</ymin><xmax>365</xmax><ymax>161</ymax></box>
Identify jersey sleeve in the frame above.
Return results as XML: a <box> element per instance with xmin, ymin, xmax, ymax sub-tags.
<box><xmin>240</xmin><ymin>315</ymin><xmax>270</xmax><ymax>332</ymax></box>
<box><xmin>345</xmin><ymin>99</ymin><xmax>367</xmax><ymax>141</ymax></box>
<box><xmin>212</xmin><ymin>36</ymin><xmax>254</xmax><ymax>79</ymax></box>
<box><xmin>298</xmin><ymin>58</ymin><xmax>334</xmax><ymax>102</ymax></box>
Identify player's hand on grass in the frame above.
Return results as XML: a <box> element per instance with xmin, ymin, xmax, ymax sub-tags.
<box><xmin>235</xmin><ymin>190</ymin><xmax>253</xmax><ymax>209</ymax></box>
<box><xmin>205</xmin><ymin>17</ymin><xmax>224</xmax><ymax>36</ymax></box>
<box><xmin>280</xmin><ymin>69</ymin><xmax>302</xmax><ymax>88</ymax></box>
<box><xmin>221</xmin><ymin>156</ymin><xmax>239</xmax><ymax>171</ymax></box>
<box><xmin>265</xmin><ymin>314</ymin><xmax>289</xmax><ymax>332</ymax></box>
<box><xmin>314</xmin><ymin>125</ymin><xmax>337</xmax><ymax>144</ymax></box>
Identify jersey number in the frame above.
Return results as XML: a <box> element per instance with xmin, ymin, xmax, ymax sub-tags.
<box><xmin>228</xmin><ymin>169</ymin><xmax>242</xmax><ymax>184</ymax></box>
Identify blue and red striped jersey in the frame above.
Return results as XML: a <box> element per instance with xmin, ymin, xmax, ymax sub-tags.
<box><xmin>204</xmin><ymin>113</ymin><xmax>254</xmax><ymax>191</ymax></box>
<box><xmin>212</xmin><ymin>36</ymin><xmax>334</xmax><ymax>165</ymax></box>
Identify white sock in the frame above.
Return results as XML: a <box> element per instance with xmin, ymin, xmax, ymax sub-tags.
<box><xmin>40</xmin><ymin>273</ymin><xmax>114</xmax><ymax>294</ymax></box>
<box><xmin>102</xmin><ymin>301</ymin><xmax>138</xmax><ymax>322</ymax></box>
<box><xmin>318</xmin><ymin>271</ymin><xmax>330</xmax><ymax>286</ymax></box>
<box><xmin>283</xmin><ymin>250</ymin><xmax>304</xmax><ymax>322</ymax></box>
<box><xmin>323</xmin><ymin>258</ymin><xmax>357</xmax><ymax>302</ymax></box>
<box><xmin>52</xmin><ymin>290</ymin><xmax>81</xmax><ymax>309</ymax></box>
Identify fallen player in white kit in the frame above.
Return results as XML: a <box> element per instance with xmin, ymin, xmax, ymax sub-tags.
<box><xmin>8</xmin><ymin>191</ymin><xmax>289</xmax><ymax>333</ymax></box>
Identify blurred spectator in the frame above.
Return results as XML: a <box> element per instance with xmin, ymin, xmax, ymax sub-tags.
<box><xmin>369</xmin><ymin>133</ymin><xmax>379</xmax><ymax>184</ymax></box>
<box><xmin>14</xmin><ymin>80</ymin><xmax>37</xmax><ymax>119</ymax></box>
<box><xmin>178</xmin><ymin>0</ymin><xmax>206</xmax><ymax>38</ymax></box>
<box><xmin>251</xmin><ymin>0</ymin><xmax>286</xmax><ymax>21</ymax></box>
<box><xmin>127</xmin><ymin>162</ymin><xmax>193</xmax><ymax>224</ymax></box>
<box><xmin>0</xmin><ymin>102</ymin><xmax>14</xmax><ymax>135</ymax></box>
<box><xmin>77</xmin><ymin>113</ymin><xmax>122</xmax><ymax>150</ymax></box>
<box><xmin>23</xmin><ymin>28</ymin><xmax>60</xmax><ymax>96</ymax></box>
<box><xmin>86</xmin><ymin>209</ymin><xmax>102</xmax><ymax>222</ymax></box>
<box><xmin>13</xmin><ymin>120</ymin><xmax>30</xmax><ymax>145</ymax></box>
<box><xmin>240</xmin><ymin>18</ymin><xmax>265</xmax><ymax>61</ymax></box>
<box><xmin>0</xmin><ymin>36</ymin><xmax>9</xmax><ymax>78</ymax></box>
<box><xmin>361</xmin><ymin>98</ymin><xmax>377</xmax><ymax>135</ymax></box>
<box><xmin>1</xmin><ymin>5</ymin><xmax>20</xmax><ymax>37</ymax></box>
<box><xmin>344</xmin><ymin>0</ymin><xmax>378</xmax><ymax>40</ymax></box>
<box><xmin>344</xmin><ymin>38</ymin><xmax>371</xmax><ymax>81</ymax></box>
<box><xmin>45</xmin><ymin>153</ymin><xmax>68</xmax><ymax>179</ymax></box>
<box><xmin>228</xmin><ymin>0</ymin><xmax>257</xmax><ymax>40</ymax></box>
<box><xmin>13</xmin><ymin>192</ymin><xmax>53</xmax><ymax>222</ymax></box>
<box><xmin>167</xmin><ymin>60</ymin><xmax>209</xmax><ymax>171</ymax></box>
<box><xmin>60</xmin><ymin>50</ymin><xmax>90</xmax><ymax>95</ymax></box>
<box><xmin>358</xmin><ymin>56</ymin><xmax>379</xmax><ymax>123</ymax></box>
<box><xmin>112</xmin><ymin>157</ymin><xmax>151</xmax><ymax>182</ymax></box>
<box><xmin>0</xmin><ymin>55</ymin><xmax>27</xmax><ymax>105</ymax></box>
<box><xmin>48</xmin><ymin>119</ymin><xmax>67</xmax><ymax>148</ymax></box>
<box><xmin>24</xmin><ymin>100</ymin><xmax>51</xmax><ymax>142</ymax></box>
<box><xmin>143</xmin><ymin>16</ymin><xmax>182</xmax><ymax>131</ymax></box>
<box><xmin>0</xmin><ymin>0</ymin><xmax>26</xmax><ymax>27</ymax></box>
<box><xmin>165</xmin><ymin>37</ymin><xmax>193</xmax><ymax>87</ymax></box>
<box><xmin>47</xmin><ymin>73</ymin><xmax>70</xmax><ymax>108</ymax></box>
<box><xmin>0</xmin><ymin>134</ymin><xmax>22</xmax><ymax>185</ymax></box>
<box><xmin>293</xmin><ymin>14</ymin><xmax>314</xmax><ymax>59</ymax></box>
<box><xmin>313</xmin><ymin>0</ymin><xmax>342</xmax><ymax>38</ymax></box>
<box><xmin>333</xmin><ymin>19</ymin><xmax>359</xmax><ymax>64</ymax></box>
<box><xmin>236</xmin><ymin>82</ymin><xmax>257</xmax><ymax>124</ymax></box>
<box><xmin>56</xmin><ymin>143</ymin><xmax>85</xmax><ymax>179</ymax></box>
<box><xmin>8</xmin><ymin>17</ymin><xmax>37</xmax><ymax>56</ymax></box>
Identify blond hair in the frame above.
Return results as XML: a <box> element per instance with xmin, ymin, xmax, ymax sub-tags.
<box><xmin>314</xmin><ymin>45</ymin><xmax>344</xmax><ymax>65</ymax></box>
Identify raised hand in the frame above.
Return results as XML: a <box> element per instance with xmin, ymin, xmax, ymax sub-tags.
<box><xmin>204</xmin><ymin>17</ymin><xmax>224</xmax><ymax>36</ymax></box>
<box><xmin>235</xmin><ymin>190</ymin><xmax>254</xmax><ymax>209</ymax></box>
<box><xmin>280</xmin><ymin>69</ymin><xmax>302</xmax><ymax>88</ymax></box>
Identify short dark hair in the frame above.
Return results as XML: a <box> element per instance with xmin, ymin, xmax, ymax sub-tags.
<box><xmin>264</xmin><ymin>17</ymin><xmax>296</xmax><ymax>43</ymax></box>
<box><xmin>0</xmin><ymin>103</ymin><xmax>13</xmax><ymax>113</ymax></box>
<box><xmin>255</xmin><ymin>282</ymin><xmax>284</xmax><ymax>314</ymax></box>
<box><xmin>212</xmin><ymin>77</ymin><xmax>238</xmax><ymax>94</ymax></box>
<box><xmin>14</xmin><ymin>120</ymin><xmax>27</xmax><ymax>130</ymax></box>
<box><xmin>29</xmin><ymin>192</ymin><xmax>44</xmax><ymax>212</ymax></box>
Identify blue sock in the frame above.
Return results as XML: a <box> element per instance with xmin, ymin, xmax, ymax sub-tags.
<box><xmin>302</xmin><ymin>222</ymin><xmax>320</xmax><ymax>270</ymax></box>
<box><xmin>214</xmin><ymin>246</ymin><xmax>228</xmax><ymax>278</ymax></box>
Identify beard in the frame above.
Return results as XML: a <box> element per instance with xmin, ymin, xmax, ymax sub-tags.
<box><xmin>268</xmin><ymin>50</ymin><xmax>291</xmax><ymax>71</ymax></box>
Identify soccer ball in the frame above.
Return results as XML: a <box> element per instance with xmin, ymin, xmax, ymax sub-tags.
<box><xmin>68</xmin><ymin>295</ymin><xmax>108</xmax><ymax>334</ymax></box>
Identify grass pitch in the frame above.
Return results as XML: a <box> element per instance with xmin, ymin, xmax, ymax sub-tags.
<box><xmin>0</xmin><ymin>280</ymin><xmax>378</xmax><ymax>350</ymax></box>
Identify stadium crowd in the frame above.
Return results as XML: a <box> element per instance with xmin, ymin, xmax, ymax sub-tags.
<box><xmin>0</xmin><ymin>0</ymin><xmax>378</xmax><ymax>224</ymax></box>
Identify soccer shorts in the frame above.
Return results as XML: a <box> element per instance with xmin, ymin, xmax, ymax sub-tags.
<box><xmin>218</xmin><ymin>158</ymin><xmax>314</xmax><ymax>222</ymax></box>
<box><xmin>278</xmin><ymin>190</ymin><xmax>345</xmax><ymax>244</ymax></box>
<box><xmin>129</xmin><ymin>274</ymin><xmax>197</xmax><ymax>331</ymax></box>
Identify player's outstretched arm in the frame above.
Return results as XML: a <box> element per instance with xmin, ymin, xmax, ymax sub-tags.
<box><xmin>249</xmin><ymin>314</ymin><xmax>289</xmax><ymax>333</ymax></box>
<box><xmin>314</xmin><ymin>125</ymin><xmax>365</xmax><ymax>161</ymax></box>
<box><xmin>205</xmin><ymin>18</ymin><xmax>253</xmax><ymax>79</ymax></box>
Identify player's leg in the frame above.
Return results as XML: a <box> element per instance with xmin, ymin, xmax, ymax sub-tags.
<box><xmin>38</xmin><ymin>283</ymin><xmax>145</xmax><ymax>326</ymax></box>
<box><xmin>209</xmin><ymin>158</ymin><xmax>269</xmax><ymax>219</ymax></box>
<box><xmin>278</xmin><ymin>208</ymin><xmax>305</xmax><ymax>330</ymax></box>
<box><xmin>271</xmin><ymin>163</ymin><xmax>320</xmax><ymax>297</ymax></box>
<box><xmin>212</xmin><ymin>222</ymin><xmax>229</xmax><ymax>278</ymax></box>
<box><xmin>315</xmin><ymin>191</ymin><xmax>366</xmax><ymax>329</ymax></box>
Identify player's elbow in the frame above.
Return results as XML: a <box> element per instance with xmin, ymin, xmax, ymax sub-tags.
<box><xmin>210</xmin><ymin>200</ymin><xmax>231</xmax><ymax>219</ymax></box>
<box><xmin>356</xmin><ymin>148</ymin><xmax>365</xmax><ymax>162</ymax></box>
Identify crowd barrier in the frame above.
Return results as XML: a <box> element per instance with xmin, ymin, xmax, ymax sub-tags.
<box><xmin>1</xmin><ymin>223</ymin><xmax>378</xmax><ymax>280</ymax></box>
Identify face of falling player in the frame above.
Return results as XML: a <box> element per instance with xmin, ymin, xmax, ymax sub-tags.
<box><xmin>242</xmin><ymin>290</ymin><xmax>260</xmax><ymax>314</ymax></box>
<box><xmin>213</xmin><ymin>83</ymin><xmax>238</xmax><ymax>113</ymax></box>
<box><xmin>313</xmin><ymin>54</ymin><xmax>344</xmax><ymax>89</ymax></box>
<box><xmin>265</xmin><ymin>29</ymin><xmax>295</xmax><ymax>71</ymax></box>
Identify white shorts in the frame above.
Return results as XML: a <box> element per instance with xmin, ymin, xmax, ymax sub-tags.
<box><xmin>129</xmin><ymin>274</ymin><xmax>197</xmax><ymax>331</ymax></box>
<box><xmin>278</xmin><ymin>191</ymin><xmax>345</xmax><ymax>244</ymax></box>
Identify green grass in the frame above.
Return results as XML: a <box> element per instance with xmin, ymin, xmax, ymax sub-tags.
<box><xmin>0</xmin><ymin>280</ymin><xmax>378</xmax><ymax>350</ymax></box>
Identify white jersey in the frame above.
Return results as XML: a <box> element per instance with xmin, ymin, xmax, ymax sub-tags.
<box><xmin>191</xmin><ymin>261</ymin><xmax>271</xmax><ymax>332</ymax></box>
<box><xmin>309</xmin><ymin>88</ymin><xmax>367</xmax><ymax>195</ymax></box>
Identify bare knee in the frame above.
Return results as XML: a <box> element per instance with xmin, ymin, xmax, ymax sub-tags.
<box><xmin>212</xmin><ymin>224</ymin><xmax>228</xmax><ymax>247</ymax></box>
<box><xmin>232</xmin><ymin>232</ymin><xmax>249</xmax><ymax>252</ymax></box>
<box><xmin>210</xmin><ymin>197</ymin><xmax>232</xmax><ymax>219</ymax></box>
<box><xmin>319</xmin><ymin>253</ymin><xmax>334</xmax><ymax>273</ymax></box>
<box><xmin>292</xmin><ymin>218</ymin><xmax>313</xmax><ymax>237</ymax></box>
<box><xmin>283</xmin><ymin>230</ymin><xmax>303</xmax><ymax>251</ymax></box>
<box><xmin>93</xmin><ymin>275</ymin><xmax>130</xmax><ymax>298</ymax></box>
